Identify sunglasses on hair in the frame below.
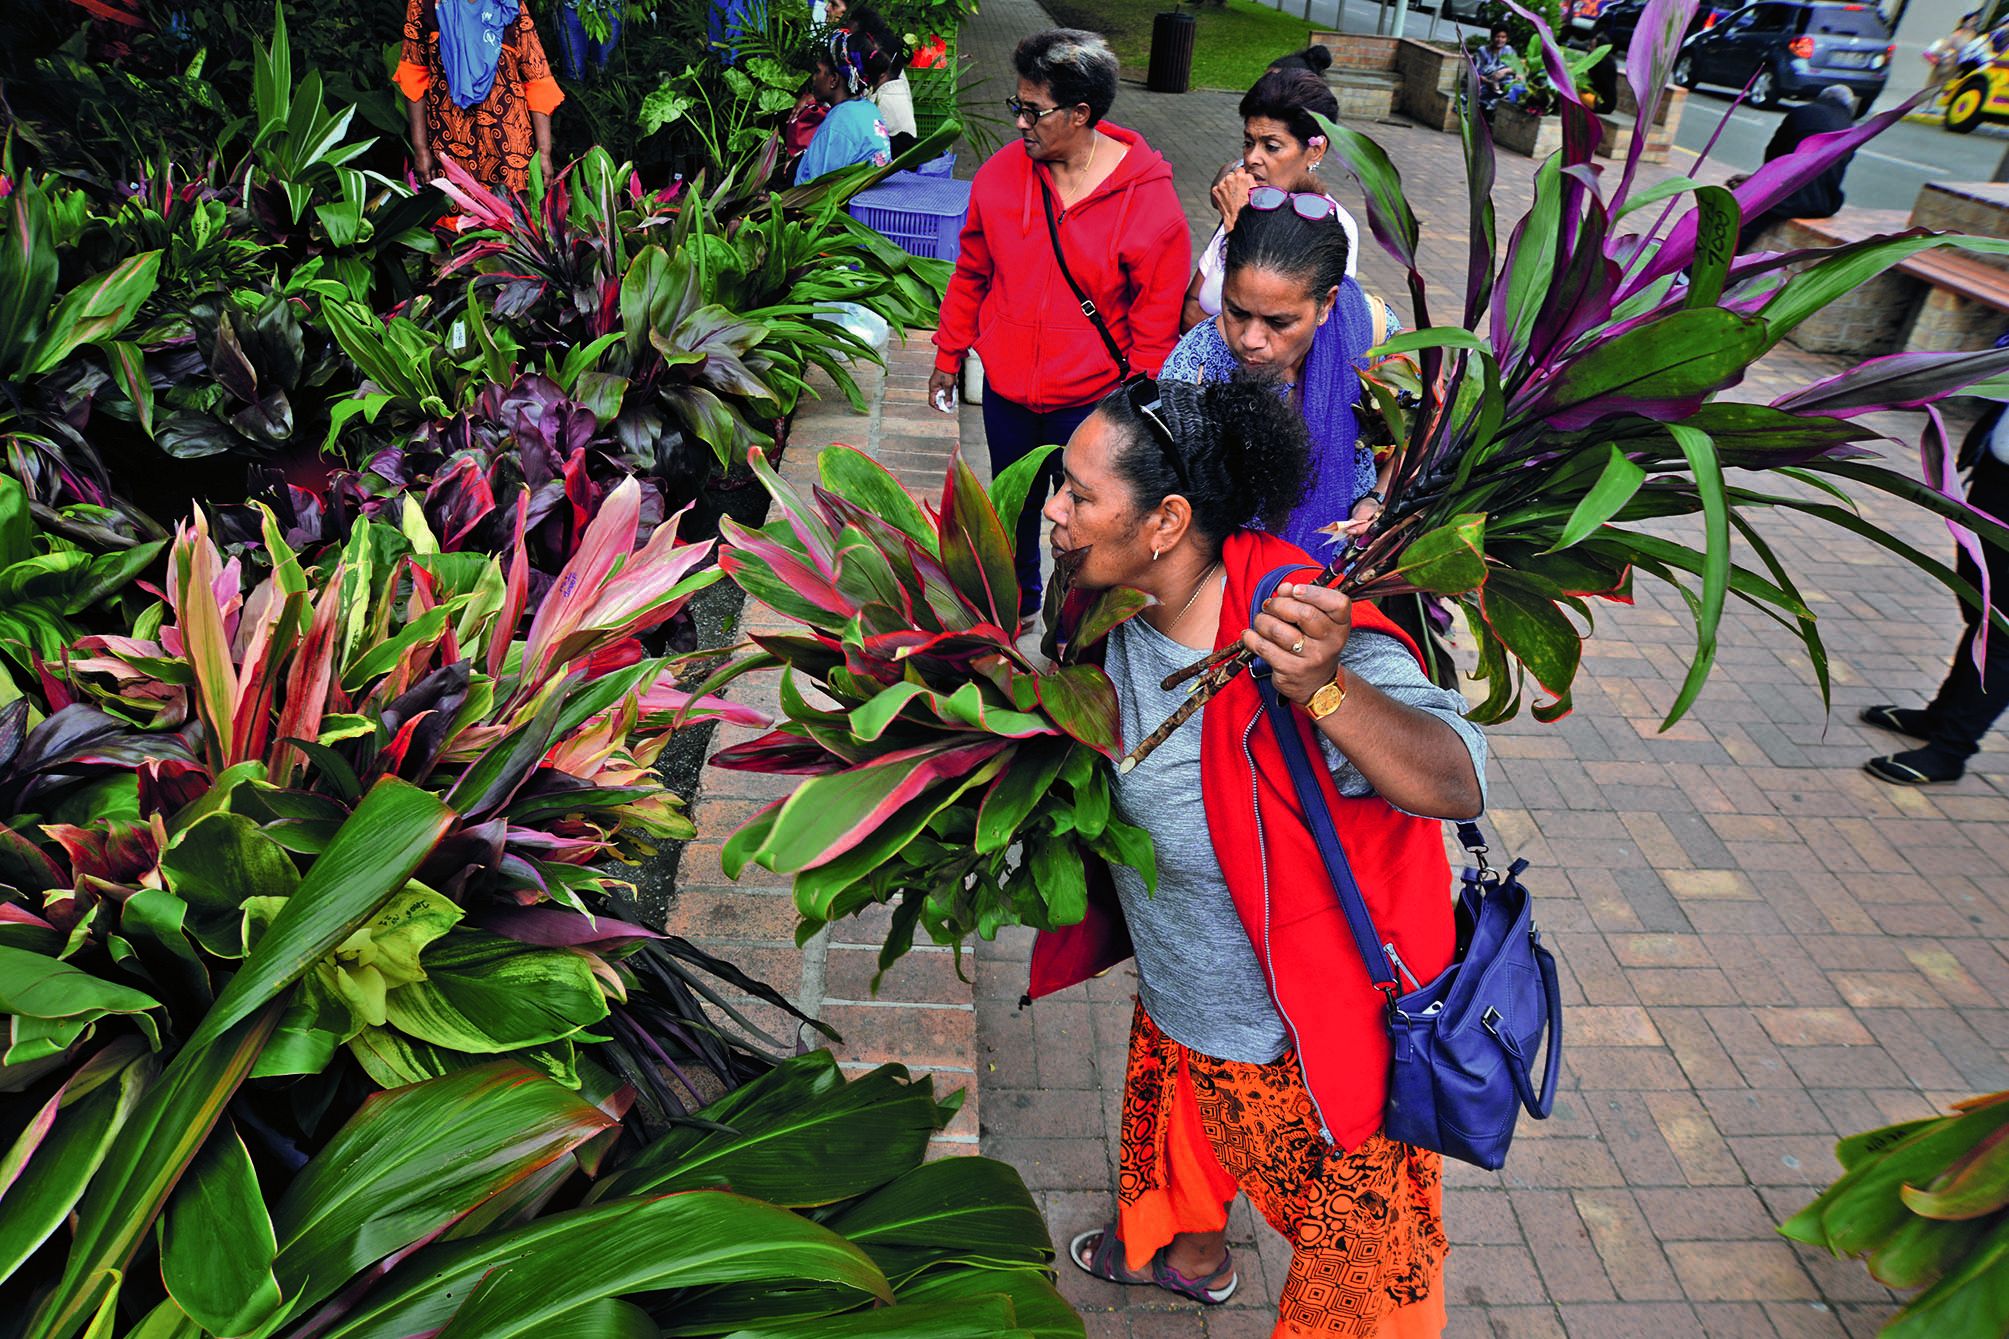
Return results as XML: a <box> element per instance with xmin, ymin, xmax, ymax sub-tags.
<box><xmin>1124</xmin><ymin>376</ymin><xmax>1189</xmax><ymax>491</ymax></box>
<box><xmin>1246</xmin><ymin>186</ymin><xmax>1339</xmax><ymax>221</ymax></box>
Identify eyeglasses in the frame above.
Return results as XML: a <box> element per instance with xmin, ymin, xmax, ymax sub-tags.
<box><xmin>1246</xmin><ymin>186</ymin><xmax>1340</xmax><ymax>222</ymax></box>
<box><xmin>1124</xmin><ymin>376</ymin><xmax>1189</xmax><ymax>491</ymax></box>
<box><xmin>1005</xmin><ymin>96</ymin><xmax>1069</xmax><ymax>124</ymax></box>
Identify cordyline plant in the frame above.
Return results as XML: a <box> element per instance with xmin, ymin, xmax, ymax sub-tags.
<box><xmin>1</xmin><ymin>767</ymin><xmax>1067</xmax><ymax>1339</ymax></box>
<box><xmin>1781</xmin><ymin>1090</ymin><xmax>2009</xmax><ymax>1337</ymax></box>
<box><xmin>1126</xmin><ymin>0</ymin><xmax>2009</xmax><ymax>767</ymax></box>
<box><xmin>62</xmin><ymin>477</ymin><xmax>734</xmax><ymax>911</ymax></box>
<box><xmin>705</xmin><ymin>445</ymin><xmax>1151</xmax><ymax>973</ymax></box>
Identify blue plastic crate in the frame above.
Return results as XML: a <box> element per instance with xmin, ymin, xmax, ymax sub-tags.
<box><xmin>848</xmin><ymin>173</ymin><xmax>971</xmax><ymax>262</ymax></box>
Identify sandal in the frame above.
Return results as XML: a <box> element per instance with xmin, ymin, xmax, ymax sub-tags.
<box><xmin>1865</xmin><ymin>749</ymin><xmax>1965</xmax><ymax>785</ymax></box>
<box><xmin>1067</xmin><ymin>1225</ymin><xmax>1238</xmax><ymax>1305</ymax></box>
<box><xmin>1859</xmin><ymin>705</ymin><xmax>1930</xmax><ymax>739</ymax></box>
<box><xmin>1152</xmin><ymin>1248</ymin><xmax>1240</xmax><ymax>1305</ymax></box>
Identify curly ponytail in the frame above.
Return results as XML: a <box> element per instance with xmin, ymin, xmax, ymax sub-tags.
<box><xmin>1098</xmin><ymin>376</ymin><xmax>1310</xmax><ymax>546</ymax></box>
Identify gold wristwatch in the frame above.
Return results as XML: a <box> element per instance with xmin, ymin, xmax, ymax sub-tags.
<box><xmin>1306</xmin><ymin>667</ymin><xmax>1348</xmax><ymax>721</ymax></box>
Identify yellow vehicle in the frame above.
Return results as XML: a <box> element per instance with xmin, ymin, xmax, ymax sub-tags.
<box><xmin>1942</xmin><ymin>37</ymin><xmax>2009</xmax><ymax>131</ymax></box>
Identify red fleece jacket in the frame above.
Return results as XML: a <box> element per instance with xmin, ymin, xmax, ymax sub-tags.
<box><xmin>932</xmin><ymin>125</ymin><xmax>1191</xmax><ymax>413</ymax></box>
<box><xmin>1028</xmin><ymin>530</ymin><xmax>1457</xmax><ymax>1151</ymax></box>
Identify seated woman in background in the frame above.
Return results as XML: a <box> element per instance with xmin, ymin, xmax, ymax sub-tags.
<box><xmin>1183</xmin><ymin>65</ymin><xmax>1359</xmax><ymax>334</ymax></box>
<box><xmin>794</xmin><ymin>24</ymin><xmax>898</xmax><ymax>184</ymax></box>
<box><xmin>851</xmin><ymin>7</ymin><xmax>919</xmax><ymax>157</ymax></box>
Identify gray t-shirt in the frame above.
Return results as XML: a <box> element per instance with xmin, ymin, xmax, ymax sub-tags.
<box><xmin>1104</xmin><ymin>601</ymin><xmax>1489</xmax><ymax>1064</ymax></box>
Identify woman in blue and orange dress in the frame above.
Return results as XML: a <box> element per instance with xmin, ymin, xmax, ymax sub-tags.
<box><xmin>395</xmin><ymin>0</ymin><xmax>564</xmax><ymax>193</ymax></box>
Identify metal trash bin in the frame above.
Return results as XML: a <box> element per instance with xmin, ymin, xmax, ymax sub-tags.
<box><xmin>1146</xmin><ymin>11</ymin><xmax>1197</xmax><ymax>94</ymax></box>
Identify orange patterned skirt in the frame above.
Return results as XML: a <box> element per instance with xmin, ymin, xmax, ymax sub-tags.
<box><xmin>1117</xmin><ymin>1003</ymin><xmax>1448</xmax><ymax>1338</ymax></box>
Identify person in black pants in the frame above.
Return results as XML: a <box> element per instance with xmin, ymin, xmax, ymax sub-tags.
<box><xmin>1732</xmin><ymin>85</ymin><xmax>1857</xmax><ymax>254</ymax></box>
<box><xmin>1860</xmin><ymin>404</ymin><xmax>2009</xmax><ymax>784</ymax></box>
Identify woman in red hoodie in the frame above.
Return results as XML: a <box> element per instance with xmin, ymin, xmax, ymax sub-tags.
<box><xmin>1035</xmin><ymin>377</ymin><xmax>1485</xmax><ymax>1337</ymax></box>
<box><xmin>928</xmin><ymin>29</ymin><xmax>1193</xmax><ymax>615</ymax></box>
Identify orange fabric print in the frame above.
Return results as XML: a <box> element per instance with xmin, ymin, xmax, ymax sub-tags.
<box><xmin>395</xmin><ymin>0</ymin><xmax>564</xmax><ymax>192</ymax></box>
<box><xmin>1117</xmin><ymin>1004</ymin><xmax>1449</xmax><ymax>1339</ymax></box>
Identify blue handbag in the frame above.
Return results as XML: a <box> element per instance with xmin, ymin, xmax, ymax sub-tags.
<box><xmin>1249</xmin><ymin>566</ymin><xmax>1561</xmax><ymax>1170</ymax></box>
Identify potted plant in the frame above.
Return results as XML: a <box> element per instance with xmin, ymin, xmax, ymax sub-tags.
<box><xmin>1485</xmin><ymin>37</ymin><xmax>1609</xmax><ymax>156</ymax></box>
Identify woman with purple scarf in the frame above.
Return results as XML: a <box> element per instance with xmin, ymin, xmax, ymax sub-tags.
<box><xmin>1161</xmin><ymin>199</ymin><xmax>1397</xmax><ymax>559</ymax></box>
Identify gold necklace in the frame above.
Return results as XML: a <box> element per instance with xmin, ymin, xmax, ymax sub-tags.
<box><xmin>1159</xmin><ymin>561</ymin><xmax>1219</xmax><ymax>631</ymax></box>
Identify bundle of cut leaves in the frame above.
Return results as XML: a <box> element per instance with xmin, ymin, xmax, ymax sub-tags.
<box><xmin>1781</xmin><ymin>1091</ymin><xmax>2009</xmax><ymax>1336</ymax></box>
<box><xmin>705</xmin><ymin>446</ymin><xmax>1152</xmax><ymax>974</ymax></box>
<box><xmin>1126</xmin><ymin>0</ymin><xmax>2009</xmax><ymax>766</ymax></box>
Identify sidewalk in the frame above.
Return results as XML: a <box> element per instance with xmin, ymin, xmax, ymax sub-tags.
<box><xmin>956</xmin><ymin>2</ymin><xmax>2009</xmax><ymax>1336</ymax></box>
<box><xmin>675</xmin><ymin>340</ymin><xmax>985</xmax><ymax>1158</ymax></box>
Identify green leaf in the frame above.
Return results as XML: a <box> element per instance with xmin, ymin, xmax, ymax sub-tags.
<box><xmin>161</xmin><ymin>810</ymin><xmax>302</xmax><ymax>958</ymax></box>
<box><xmin>0</xmin><ymin>947</ymin><xmax>161</xmax><ymax>1065</ymax></box>
<box><xmin>1477</xmin><ymin>569</ymin><xmax>1580</xmax><ymax>705</ymax></box>
<box><xmin>1387</xmin><ymin>514</ymin><xmax>1488</xmax><ymax>594</ymax></box>
<box><xmin>1549</xmin><ymin>448</ymin><xmax>1647</xmax><ymax>552</ymax></box>
<box><xmin>266</xmin><ymin>1061</ymin><xmax>616</xmax><ymax>1328</ymax></box>
<box><xmin>989</xmin><ymin>443</ymin><xmax>1060</xmax><ymax>543</ymax></box>
<box><xmin>975</xmin><ymin>738</ymin><xmax>1070</xmax><ymax>854</ymax></box>
<box><xmin>1029</xmin><ymin>834</ymin><xmax>1088</xmax><ymax>926</ymax></box>
<box><xmin>822</xmin><ymin>1157</ymin><xmax>1050</xmax><ymax>1287</ymax></box>
<box><xmin>0</xmin><ymin>1040</ymin><xmax>154</xmax><ymax>1287</ymax></box>
<box><xmin>382</xmin><ymin>930</ymin><xmax>609</xmax><ymax>1053</ymax></box>
<box><xmin>319</xmin><ymin>1193</ymin><xmax>892</xmax><ymax>1339</ymax></box>
<box><xmin>599</xmin><ymin>1055</ymin><xmax>939</xmax><ymax>1207</ymax></box>
<box><xmin>1661</xmin><ymin>423</ymin><xmax>1727</xmax><ymax>727</ymax></box>
<box><xmin>938</xmin><ymin>452</ymin><xmax>1018</xmax><ymax>627</ymax></box>
<box><xmin>191</xmin><ymin>777</ymin><xmax>453</xmax><ymax>1049</ymax></box>
<box><xmin>158</xmin><ymin>1121</ymin><xmax>280</xmax><ymax>1335</ymax></box>
<box><xmin>898</xmin><ymin>1267</ymin><xmax>1082</xmax><ymax>1339</ymax></box>
<box><xmin>27</xmin><ymin>1006</ymin><xmax>282</xmax><ymax>1339</ymax></box>
<box><xmin>25</xmin><ymin>251</ymin><xmax>163</xmax><ymax>375</ymax></box>
<box><xmin>1684</xmin><ymin>185</ymin><xmax>1739</xmax><ymax>310</ymax></box>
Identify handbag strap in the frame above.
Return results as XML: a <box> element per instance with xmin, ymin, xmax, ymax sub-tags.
<box><xmin>1039</xmin><ymin>176</ymin><xmax>1130</xmax><ymax>381</ymax></box>
<box><xmin>1248</xmin><ymin>564</ymin><xmax>1399</xmax><ymax>998</ymax></box>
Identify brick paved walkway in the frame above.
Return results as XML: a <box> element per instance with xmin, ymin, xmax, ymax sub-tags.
<box><xmin>676</xmin><ymin>341</ymin><xmax>984</xmax><ymax>1158</ymax></box>
<box><xmin>952</xmin><ymin>3</ymin><xmax>2009</xmax><ymax>1337</ymax></box>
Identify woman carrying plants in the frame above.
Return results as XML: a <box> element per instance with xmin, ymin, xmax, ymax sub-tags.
<box><xmin>929</xmin><ymin>28</ymin><xmax>1191</xmax><ymax>616</ymax></box>
<box><xmin>1181</xmin><ymin>66</ymin><xmax>1360</xmax><ymax>334</ymax></box>
<box><xmin>1036</xmin><ymin>375</ymin><xmax>1483</xmax><ymax>1337</ymax></box>
<box><xmin>395</xmin><ymin>0</ymin><xmax>564</xmax><ymax>193</ymax></box>
<box><xmin>1164</xmin><ymin>201</ymin><xmax>1398</xmax><ymax>560</ymax></box>
<box><xmin>793</xmin><ymin>24</ymin><xmax>898</xmax><ymax>184</ymax></box>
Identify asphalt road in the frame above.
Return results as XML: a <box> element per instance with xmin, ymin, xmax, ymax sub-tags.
<box><xmin>1669</xmin><ymin>87</ymin><xmax>2009</xmax><ymax>210</ymax></box>
<box><xmin>1251</xmin><ymin>0</ymin><xmax>2008</xmax><ymax>208</ymax></box>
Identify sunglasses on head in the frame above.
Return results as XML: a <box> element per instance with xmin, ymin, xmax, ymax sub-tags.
<box><xmin>1124</xmin><ymin>376</ymin><xmax>1189</xmax><ymax>491</ymax></box>
<box><xmin>1246</xmin><ymin>186</ymin><xmax>1339</xmax><ymax>222</ymax></box>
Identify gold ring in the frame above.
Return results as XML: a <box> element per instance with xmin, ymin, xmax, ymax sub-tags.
<box><xmin>1291</xmin><ymin>638</ymin><xmax>1305</xmax><ymax>655</ymax></box>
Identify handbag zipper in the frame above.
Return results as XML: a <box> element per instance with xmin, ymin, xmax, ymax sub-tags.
<box><xmin>1244</xmin><ymin>710</ymin><xmax>1337</xmax><ymax>1146</ymax></box>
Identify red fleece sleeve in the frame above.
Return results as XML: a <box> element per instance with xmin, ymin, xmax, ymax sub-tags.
<box><xmin>933</xmin><ymin>183</ymin><xmax>993</xmax><ymax>374</ymax></box>
<box><xmin>1122</xmin><ymin>180</ymin><xmax>1194</xmax><ymax>378</ymax></box>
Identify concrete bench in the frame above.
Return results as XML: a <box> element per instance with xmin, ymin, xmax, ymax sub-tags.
<box><xmin>1758</xmin><ymin>209</ymin><xmax>2009</xmax><ymax>356</ymax></box>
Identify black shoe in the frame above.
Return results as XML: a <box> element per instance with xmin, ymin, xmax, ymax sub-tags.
<box><xmin>1859</xmin><ymin>704</ymin><xmax>1931</xmax><ymax>739</ymax></box>
<box><xmin>1864</xmin><ymin>748</ymin><xmax>1965</xmax><ymax>785</ymax></box>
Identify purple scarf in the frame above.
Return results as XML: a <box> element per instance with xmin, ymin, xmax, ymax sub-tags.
<box><xmin>1280</xmin><ymin>276</ymin><xmax>1377</xmax><ymax>559</ymax></box>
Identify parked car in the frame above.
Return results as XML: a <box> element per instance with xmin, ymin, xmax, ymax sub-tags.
<box><xmin>1672</xmin><ymin>0</ymin><xmax>1891</xmax><ymax>110</ymax></box>
<box><xmin>1589</xmin><ymin>0</ymin><xmax>1728</xmax><ymax>50</ymax></box>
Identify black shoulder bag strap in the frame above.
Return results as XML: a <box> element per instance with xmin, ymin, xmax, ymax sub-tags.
<box><xmin>1039</xmin><ymin>176</ymin><xmax>1130</xmax><ymax>381</ymax></box>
